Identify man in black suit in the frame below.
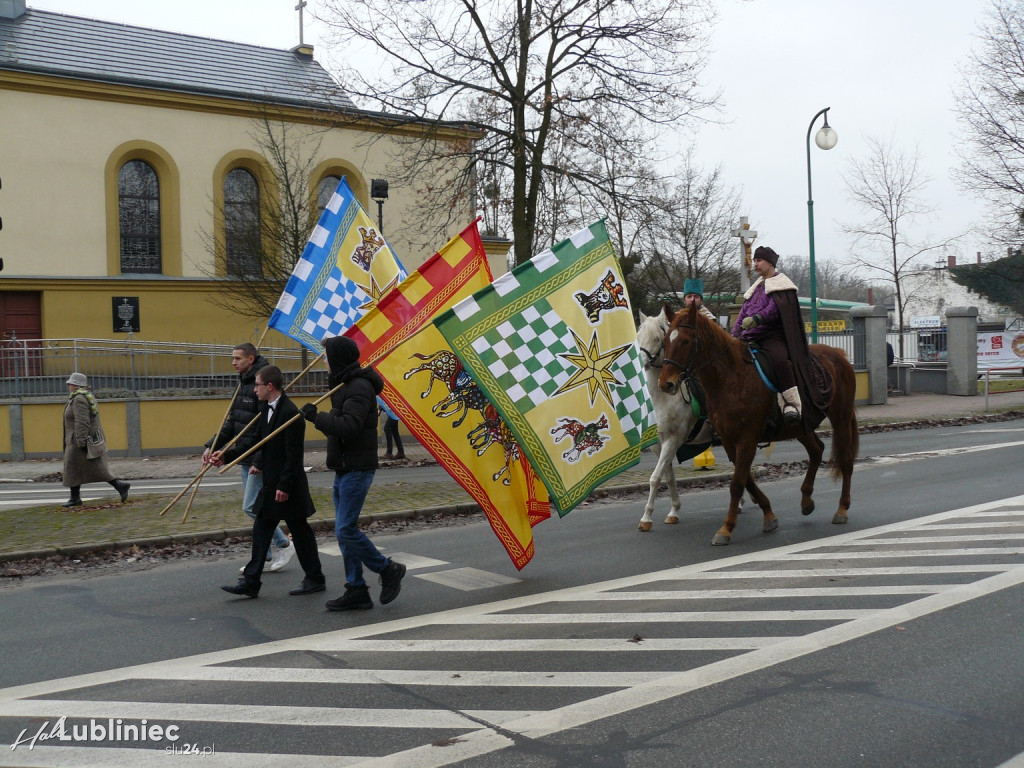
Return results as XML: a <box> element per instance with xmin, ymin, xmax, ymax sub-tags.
<box><xmin>211</xmin><ymin>365</ymin><xmax>326</xmax><ymax>598</ymax></box>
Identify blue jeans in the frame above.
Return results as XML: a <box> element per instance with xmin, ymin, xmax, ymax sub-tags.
<box><xmin>241</xmin><ymin>465</ymin><xmax>289</xmax><ymax>555</ymax></box>
<box><xmin>333</xmin><ymin>470</ymin><xmax>388</xmax><ymax>588</ymax></box>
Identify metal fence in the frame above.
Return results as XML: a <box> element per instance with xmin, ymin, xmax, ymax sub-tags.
<box><xmin>816</xmin><ymin>330</ymin><xmax>935</xmax><ymax>369</ymax></box>
<box><xmin>0</xmin><ymin>338</ymin><xmax>329</xmax><ymax>399</ymax></box>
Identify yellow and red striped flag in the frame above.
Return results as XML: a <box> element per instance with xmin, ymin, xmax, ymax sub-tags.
<box><xmin>344</xmin><ymin>221</ymin><xmax>550</xmax><ymax>569</ymax></box>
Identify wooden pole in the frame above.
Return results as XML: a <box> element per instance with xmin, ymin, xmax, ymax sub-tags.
<box><xmin>218</xmin><ymin>377</ymin><xmax>343</xmax><ymax>473</ymax></box>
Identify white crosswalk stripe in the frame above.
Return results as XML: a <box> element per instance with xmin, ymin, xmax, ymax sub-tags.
<box><xmin>2</xmin><ymin>496</ymin><xmax>1023</xmax><ymax>767</ymax></box>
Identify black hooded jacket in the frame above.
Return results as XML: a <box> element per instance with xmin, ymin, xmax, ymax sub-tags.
<box><xmin>206</xmin><ymin>354</ymin><xmax>269</xmax><ymax>466</ymax></box>
<box><xmin>312</xmin><ymin>337</ymin><xmax>384</xmax><ymax>473</ymax></box>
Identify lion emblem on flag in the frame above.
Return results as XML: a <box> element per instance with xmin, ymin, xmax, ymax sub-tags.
<box><xmin>550</xmin><ymin>414</ymin><xmax>610</xmax><ymax>463</ymax></box>
<box><xmin>574</xmin><ymin>269</ymin><xmax>627</xmax><ymax>323</ymax></box>
<box><xmin>351</xmin><ymin>225</ymin><xmax>385</xmax><ymax>272</ymax></box>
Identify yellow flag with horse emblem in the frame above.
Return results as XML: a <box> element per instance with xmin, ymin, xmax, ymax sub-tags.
<box><xmin>435</xmin><ymin>220</ymin><xmax>658</xmax><ymax>517</ymax></box>
<box><xmin>344</xmin><ymin>220</ymin><xmax>550</xmax><ymax>569</ymax></box>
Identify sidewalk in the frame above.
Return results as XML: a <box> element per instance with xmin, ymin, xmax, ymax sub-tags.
<box><xmin>1</xmin><ymin>389</ymin><xmax>1022</xmax><ymax>564</ymax></box>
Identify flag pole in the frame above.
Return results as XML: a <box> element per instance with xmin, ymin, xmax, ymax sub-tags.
<box><xmin>161</xmin><ymin>327</ymin><xmax>272</xmax><ymax>519</ymax></box>
<box><xmin>217</xmin><ymin>376</ymin><xmax>342</xmax><ymax>473</ymax></box>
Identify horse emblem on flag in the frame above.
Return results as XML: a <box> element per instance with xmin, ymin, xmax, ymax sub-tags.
<box><xmin>574</xmin><ymin>269</ymin><xmax>628</xmax><ymax>323</ymax></box>
<box><xmin>405</xmin><ymin>350</ymin><xmax>488</xmax><ymax>429</ymax></box>
<box><xmin>550</xmin><ymin>414</ymin><xmax>610</xmax><ymax>463</ymax></box>
<box><xmin>351</xmin><ymin>226</ymin><xmax>385</xmax><ymax>271</ymax></box>
<box><xmin>468</xmin><ymin>404</ymin><xmax>523</xmax><ymax>486</ymax></box>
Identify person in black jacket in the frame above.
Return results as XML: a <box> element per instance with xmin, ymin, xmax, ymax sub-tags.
<box><xmin>203</xmin><ymin>343</ymin><xmax>294</xmax><ymax>573</ymax></box>
<box><xmin>301</xmin><ymin>336</ymin><xmax>406</xmax><ymax>611</ymax></box>
<box><xmin>213</xmin><ymin>365</ymin><xmax>325</xmax><ymax>598</ymax></box>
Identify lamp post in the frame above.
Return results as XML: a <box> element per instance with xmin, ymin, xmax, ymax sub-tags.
<box><xmin>370</xmin><ymin>178</ymin><xmax>389</xmax><ymax>234</ymax></box>
<box><xmin>806</xmin><ymin>107</ymin><xmax>838</xmax><ymax>343</ymax></box>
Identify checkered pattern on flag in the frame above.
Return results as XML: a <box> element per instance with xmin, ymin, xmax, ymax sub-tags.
<box><xmin>434</xmin><ymin>220</ymin><xmax>658</xmax><ymax>517</ymax></box>
<box><xmin>268</xmin><ymin>177</ymin><xmax>406</xmax><ymax>351</ymax></box>
<box><xmin>345</xmin><ymin>221</ymin><xmax>550</xmax><ymax>569</ymax></box>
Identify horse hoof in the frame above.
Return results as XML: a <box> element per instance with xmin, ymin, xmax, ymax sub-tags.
<box><xmin>711</xmin><ymin>533</ymin><xmax>731</xmax><ymax>546</ymax></box>
<box><xmin>802</xmin><ymin>502</ymin><xmax>815</xmax><ymax>517</ymax></box>
<box><xmin>763</xmin><ymin>518</ymin><xmax>778</xmax><ymax>533</ymax></box>
<box><xmin>664</xmin><ymin>516</ymin><xmax>679</xmax><ymax>525</ymax></box>
<box><xmin>832</xmin><ymin>513</ymin><xmax>848</xmax><ymax>525</ymax></box>
<box><xmin>638</xmin><ymin>521</ymin><xmax>653</xmax><ymax>532</ymax></box>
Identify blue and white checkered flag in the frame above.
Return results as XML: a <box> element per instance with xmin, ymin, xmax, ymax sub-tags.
<box><xmin>268</xmin><ymin>177</ymin><xmax>406</xmax><ymax>351</ymax></box>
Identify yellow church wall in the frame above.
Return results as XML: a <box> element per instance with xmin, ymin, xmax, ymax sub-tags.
<box><xmin>0</xmin><ymin>84</ymin><xmax>471</xmax><ymax>285</ymax></box>
<box><xmin>0</xmin><ymin>406</ymin><xmax>10</xmax><ymax>454</ymax></box>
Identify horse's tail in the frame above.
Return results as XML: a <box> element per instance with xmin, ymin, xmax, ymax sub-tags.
<box><xmin>828</xmin><ymin>352</ymin><xmax>860</xmax><ymax>480</ymax></box>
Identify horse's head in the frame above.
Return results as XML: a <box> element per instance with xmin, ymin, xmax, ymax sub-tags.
<box><xmin>636</xmin><ymin>306</ymin><xmax>672</xmax><ymax>370</ymax></box>
<box><xmin>658</xmin><ymin>301</ymin><xmax>699</xmax><ymax>395</ymax></box>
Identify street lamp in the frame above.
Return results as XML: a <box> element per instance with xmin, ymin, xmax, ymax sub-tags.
<box><xmin>370</xmin><ymin>178</ymin><xmax>389</xmax><ymax>234</ymax></box>
<box><xmin>806</xmin><ymin>107</ymin><xmax>838</xmax><ymax>343</ymax></box>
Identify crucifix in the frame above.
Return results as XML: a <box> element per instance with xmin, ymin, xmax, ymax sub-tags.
<box><xmin>295</xmin><ymin>0</ymin><xmax>308</xmax><ymax>46</ymax></box>
<box><xmin>731</xmin><ymin>216</ymin><xmax>758</xmax><ymax>293</ymax></box>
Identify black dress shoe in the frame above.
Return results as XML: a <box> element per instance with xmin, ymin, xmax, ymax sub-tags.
<box><xmin>289</xmin><ymin>579</ymin><xmax>326</xmax><ymax>596</ymax></box>
<box><xmin>221</xmin><ymin>579</ymin><xmax>259</xmax><ymax>598</ymax></box>
<box><xmin>62</xmin><ymin>498</ymin><xmax>83</xmax><ymax>508</ymax></box>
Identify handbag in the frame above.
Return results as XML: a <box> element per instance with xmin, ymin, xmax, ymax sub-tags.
<box><xmin>86</xmin><ymin>432</ymin><xmax>106</xmax><ymax>460</ymax></box>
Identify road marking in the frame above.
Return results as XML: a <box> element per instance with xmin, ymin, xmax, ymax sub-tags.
<box><xmin>870</xmin><ymin>440</ymin><xmax>1024</xmax><ymax>464</ymax></box>
<box><xmin>6</xmin><ymin>700</ymin><xmax>536</xmax><ymax>729</ymax></box>
<box><xmin>1</xmin><ymin>494</ymin><xmax>1022</xmax><ymax>767</ymax></box>
<box><xmin>414</xmin><ymin>567</ymin><xmax>521</xmax><ymax>590</ymax></box>
<box><xmin>0</xmin><ymin>747</ymin><xmax>362</xmax><ymax>768</ymax></box>
<box><xmin>138</xmin><ymin>667</ymin><xmax>670</xmax><ymax>687</ymax></box>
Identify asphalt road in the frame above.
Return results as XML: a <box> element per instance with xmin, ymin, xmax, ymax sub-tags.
<box><xmin>1</xmin><ymin>422</ymin><xmax>1023</xmax><ymax>767</ymax></box>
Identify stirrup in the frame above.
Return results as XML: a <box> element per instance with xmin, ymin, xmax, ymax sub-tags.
<box><xmin>783</xmin><ymin>405</ymin><xmax>801</xmax><ymax>424</ymax></box>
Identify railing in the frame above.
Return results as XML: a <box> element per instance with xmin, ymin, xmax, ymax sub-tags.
<box><xmin>0</xmin><ymin>338</ymin><xmax>328</xmax><ymax>398</ymax></box>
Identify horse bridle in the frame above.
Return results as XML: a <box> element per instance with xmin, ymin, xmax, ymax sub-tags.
<box><xmin>662</xmin><ymin>322</ymin><xmax>697</xmax><ymax>376</ymax></box>
<box><xmin>639</xmin><ymin>339</ymin><xmax>665</xmax><ymax>370</ymax></box>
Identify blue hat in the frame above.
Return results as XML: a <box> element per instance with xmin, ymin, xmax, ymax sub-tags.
<box><xmin>683</xmin><ymin>277</ymin><xmax>704</xmax><ymax>297</ymax></box>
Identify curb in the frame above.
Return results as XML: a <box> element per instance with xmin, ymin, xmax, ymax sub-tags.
<box><xmin>0</xmin><ymin>471</ymin><xmax>735</xmax><ymax>565</ymax></box>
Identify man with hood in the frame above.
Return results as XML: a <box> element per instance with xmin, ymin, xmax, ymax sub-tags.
<box><xmin>301</xmin><ymin>336</ymin><xmax>407</xmax><ymax>611</ymax></box>
<box><xmin>731</xmin><ymin>246</ymin><xmax>830</xmax><ymax>430</ymax></box>
<box><xmin>203</xmin><ymin>343</ymin><xmax>295</xmax><ymax>573</ymax></box>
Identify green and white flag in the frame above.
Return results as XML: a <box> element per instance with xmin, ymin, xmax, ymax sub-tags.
<box><xmin>434</xmin><ymin>220</ymin><xmax>657</xmax><ymax>516</ymax></box>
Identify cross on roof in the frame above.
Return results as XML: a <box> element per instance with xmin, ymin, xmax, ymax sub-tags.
<box><xmin>296</xmin><ymin>0</ymin><xmax>308</xmax><ymax>46</ymax></box>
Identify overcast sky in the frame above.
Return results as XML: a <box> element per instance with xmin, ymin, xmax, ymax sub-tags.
<box><xmin>31</xmin><ymin>0</ymin><xmax>999</xmax><ymax>271</ymax></box>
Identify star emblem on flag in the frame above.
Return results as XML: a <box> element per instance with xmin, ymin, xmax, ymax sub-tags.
<box><xmin>356</xmin><ymin>272</ymin><xmax>402</xmax><ymax>311</ymax></box>
<box><xmin>554</xmin><ymin>329</ymin><xmax>631</xmax><ymax>406</ymax></box>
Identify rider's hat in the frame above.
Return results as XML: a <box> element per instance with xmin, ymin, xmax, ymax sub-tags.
<box><xmin>683</xmin><ymin>277</ymin><xmax>704</xmax><ymax>298</ymax></box>
<box><xmin>753</xmin><ymin>246</ymin><xmax>779</xmax><ymax>267</ymax></box>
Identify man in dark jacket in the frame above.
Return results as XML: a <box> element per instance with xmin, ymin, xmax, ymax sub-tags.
<box><xmin>214</xmin><ymin>365</ymin><xmax>325</xmax><ymax>598</ymax></box>
<box><xmin>203</xmin><ymin>343</ymin><xmax>294</xmax><ymax>573</ymax></box>
<box><xmin>301</xmin><ymin>336</ymin><xmax>406</xmax><ymax>611</ymax></box>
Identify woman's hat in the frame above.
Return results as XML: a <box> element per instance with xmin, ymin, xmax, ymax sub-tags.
<box><xmin>66</xmin><ymin>372</ymin><xmax>88</xmax><ymax>387</ymax></box>
<box><xmin>683</xmin><ymin>277</ymin><xmax>704</xmax><ymax>297</ymax></box>
<box><xmin>753</xmin><ymin>246</ymin><xmax>779</xmax><ymax>267</ymax></box>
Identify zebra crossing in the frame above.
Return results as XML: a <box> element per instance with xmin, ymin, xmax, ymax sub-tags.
<box><xmin>2</xmin><ymin>495</ymin><xmax>1024</xmax><ymax>767</ymax></box>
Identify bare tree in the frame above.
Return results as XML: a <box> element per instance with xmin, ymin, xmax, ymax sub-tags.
<box><xmin>197</xmin><ymin>114</ymin><xmax>327</xmax><ymax>319</ymax></box>
<box><xmin>319</xmin><ymin>0</ymin><xmax>718</xmax><ymax>266</ymax></box>
<box><xmin>842</xmin><ymin>136</ymin><xmax>960</xmax><ymax>352</ymax></box>
<box><xmin>782</xmin><ymin>255</ymin><xmax>886</xmax><ymax>304</ymax></box>
<box><xmin>954</xmin><ymin>0</ymin><xmax>1024</xmax><ymax>246</ymax></box>
<box><xmin>628</xmin><ymin>147</ymin><xmax>744</xmax><ymax>317</ymax></box>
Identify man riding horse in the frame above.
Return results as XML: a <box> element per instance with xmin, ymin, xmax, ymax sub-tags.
<box><xmin>731</xmin><ymin>246</ymin><xmax>830</xmax><ymax>431</ymax></box>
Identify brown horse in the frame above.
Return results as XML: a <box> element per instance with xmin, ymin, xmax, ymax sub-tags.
<box><xmin>658</xmin><ymin>302</ymin><xmax>859</xmax><ymax>546</ymax></box>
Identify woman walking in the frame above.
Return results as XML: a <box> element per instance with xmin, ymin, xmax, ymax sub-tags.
<box><xmin>62</xmin><ymin>372</ymin><xmax>130</xmax><ymax>507</ymax></box>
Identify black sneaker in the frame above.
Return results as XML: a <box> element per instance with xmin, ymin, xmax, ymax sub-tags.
<box><xmin>62</xmin><ymin>498</ymin><xmax>83</xmax><ymax>508</ymax></box>
<box><xmin>379</xmin><ymin>559</ymin><xmax>407</xmax><ymax>605</ymax></box>
<box><xmin>325</xmin><ymin>584</ymin><xmax>373</xmax><ymax>611</ymax></box>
